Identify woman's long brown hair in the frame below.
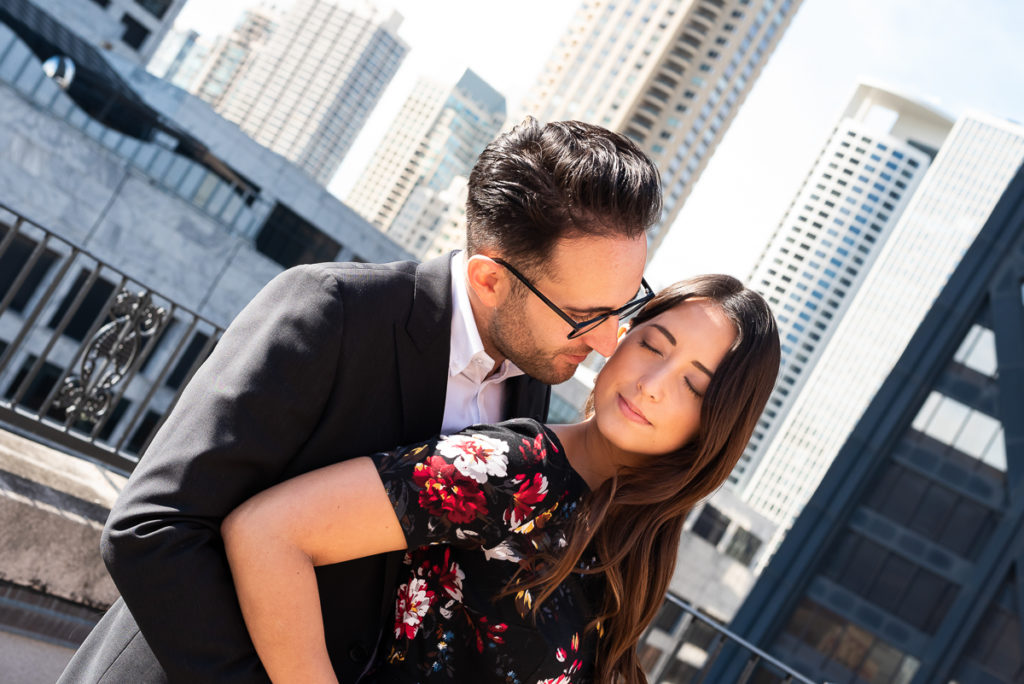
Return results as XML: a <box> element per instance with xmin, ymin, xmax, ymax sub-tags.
<box><xmin>505</xmin><ymin>274</ymin><xmax>780</xmax><ymax>684</ymax></box>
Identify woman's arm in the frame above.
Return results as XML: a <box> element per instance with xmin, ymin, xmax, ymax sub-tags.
<box><xmin>222</xmin><ymin>456</ymin><xmax>407</xmax><ymax>684</ymax></box>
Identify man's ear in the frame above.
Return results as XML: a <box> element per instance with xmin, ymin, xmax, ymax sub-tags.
<box><xmin>465</xmin><ymin>255</ymin><xmax>505</xmax><ymax>308</ymax></box>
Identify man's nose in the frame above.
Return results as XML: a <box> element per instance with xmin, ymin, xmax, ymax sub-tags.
<box><xmin>580</xmin><ymin>316</ymin><xmax>619</xmax><ymax>357</ymax></box>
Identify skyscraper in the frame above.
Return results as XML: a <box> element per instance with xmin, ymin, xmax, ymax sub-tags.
<box><xmin>217</xmin><ymin>0</ymin><xmax>408</xmax><ymax>186</ymax></box>
<box><xmin>731</xmin><ymin>84</ymin><xmax>953</xmax><ymax>491</ymax></box>
<box><xmin>347</xmin><ymin>69</ymin><xmax>506</xmax><ymax>257</ymax></box>
<box><xmin>716</xmin><ymin>160</ymin><xmax>1024</xmax><ymax>684</ymax></box>
<box><xmin>739</xmin><ymin>109</ymin><xmax>1024</xmax><ymax>561</ymax></box>
<box><xmin>520</xmin><ymin>0</ymin><xmax>804</xmax><ymax>255</ymax></box>
<box><xmin>189</xmin><ymin>7</ymin><xmax>277</xmax><ymax>110</ymax></box>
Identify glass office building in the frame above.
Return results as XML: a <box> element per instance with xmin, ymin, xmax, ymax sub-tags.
<box><xmin>718</xmin><ymin>162</ymin><xmax>1024</xmax><ymax>683</ymax></box>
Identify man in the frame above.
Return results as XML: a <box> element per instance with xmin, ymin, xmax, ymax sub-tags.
<box><xmin>59</xmin><ymin>118</ymin><xmax>661</xmax><ymax>683</ymax></box>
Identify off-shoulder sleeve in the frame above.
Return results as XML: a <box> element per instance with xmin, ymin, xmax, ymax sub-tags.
<box><xmin>368</xmin><ymin>418</ymin><xmax>579</xmax><ymax>550</ymax></box>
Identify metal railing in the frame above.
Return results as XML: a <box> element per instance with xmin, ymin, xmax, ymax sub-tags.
<box><xmin>0</xmin><ymin>201</ymin><xmax>224</xmax><ymax>474</ymax></box>
<box><xmin>641</xmin><ymin>594</ymin><xmax>820</xmax><ymax>684</ymax></box>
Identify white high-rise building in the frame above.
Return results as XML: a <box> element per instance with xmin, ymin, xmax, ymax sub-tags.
<box><xmin>520</xmin><ymin>0</ymin><xmax>804</xmax><ymax>256</ymax></box>
<box><xmin>347</xmin><ymin>69</ymin><xmax>506</xmax><ymax>257</ymax></box>
<box><xmin>730</xmin><ymin>83</ymin><xmax>953</xmax><ymax>490</ymax></box>
<box><xmin>190</xmin><ymin>7</ymin><xmax>278</xmax><ymax>110</ymax></box>
<box><xmin>217</xmin><ymin>0</ymin><xmax>408</xmax><ymax>186</ymax></box>
<box><xmin>739</xmin><ymin>110</ymin><xmax>1024</xmax><ymax>563</ymax></box>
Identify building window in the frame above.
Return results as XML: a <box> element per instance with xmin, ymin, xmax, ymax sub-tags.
<box><xmin>256</xmin><ymin>204</ymin><xmax>342</xmax><ymax>269</ymax></box>
<box><xmin>121</xmin><ymin>14</ymin><xmax>151</xmax><ymax>50</ymax></box>
<box><xmin>724</xmin><ymin>528</ymin><xmax>762</xmax><ymax>566</ymax></box>
<box><xmin>691</xmin><ymin>505</ymin><xmax>730</xmax><ymax>546</ymax></box>
<box><xmin>135</xmin><ymin>0</ymin><xmax>174</xmax><ymax>19</ymax></box>
<box><xmin>0</xmin><ymin>232</ymin><xmax>59</xmax><ymax>313</ymax></box>
<box><xmin>47</xmin><ymin>271</ymin><xmax>116</xmax><ymax>343</ymax></box>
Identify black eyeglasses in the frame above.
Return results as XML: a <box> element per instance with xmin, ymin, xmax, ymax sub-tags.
<box><xmin>491</xmin><ymin>258</ymin><xmax>654</xmax><ymax>339</ymax></box>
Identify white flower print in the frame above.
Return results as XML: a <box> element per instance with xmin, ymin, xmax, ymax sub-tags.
<box><xmin>481</xmin><ymin>540</ymin><xmax>522</xmax><ymax>563</ymax></box>
<box><xmin>436</xmin><ymin>433</ymin><xmax>509</xmax><ymax>483</ymax></box>
<box><xmin>394</xmin><ymin>577</ymin><xmax>434</xmax><ymax>640</ymax></box>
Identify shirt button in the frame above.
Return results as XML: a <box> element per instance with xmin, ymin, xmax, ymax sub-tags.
<box><xmin>348</xmin><ymin>643</ymin><xmax>370</xmax><ymax>663</ymax></box>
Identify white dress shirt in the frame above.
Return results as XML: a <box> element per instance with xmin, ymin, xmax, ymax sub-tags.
<box><xmin>441</xmin><ymin>251</ymin><xmax>525</xmax><ymax>434</ymax></box>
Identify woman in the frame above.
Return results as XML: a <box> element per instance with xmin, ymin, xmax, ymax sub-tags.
<box><xmin>222</xmin><ymin>274</ymin><xmax>780</xmax><ymax>684</ymax></box>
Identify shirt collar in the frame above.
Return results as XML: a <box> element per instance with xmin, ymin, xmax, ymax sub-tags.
<box><xmin>449</xmin><ymin>251</ymin><xmax>525</xmax><ymax>381</ymax></box>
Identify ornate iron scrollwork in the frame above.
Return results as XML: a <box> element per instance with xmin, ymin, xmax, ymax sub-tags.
<box><xmin>57</xmin><ymin>290</ymin><xmax>168</xmax><ymax>423</ymax></box>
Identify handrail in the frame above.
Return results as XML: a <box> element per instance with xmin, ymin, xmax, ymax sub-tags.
<box><xmin>644</xmin><ymin>593</ymin><xmax>820</xmax><ymax>683</ymax></box>
<box><xmin>0</xmin><ymin>201</ymin><xmax>224</xmax><ymax>474</ymax></box>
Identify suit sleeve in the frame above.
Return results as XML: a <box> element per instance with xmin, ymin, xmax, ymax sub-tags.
<box><xmin>101</xmin><ymin>265</ymin><xmax>346</xmax><ymax>683</ymax></box>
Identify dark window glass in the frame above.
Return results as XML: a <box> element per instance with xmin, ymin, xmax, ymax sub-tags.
<box><xmin>4</xmin><ymin>354</ymin><xmax>64</xmax><ymax>420</ymax></box>
<box><xmin>832</xmin><ymin>621</ymin><xmax>874</xmax><ymax>670</ymax></box>
<box><xmin>0</xmin><ymin>232</ymin><xmax>60</xmax><ymax>313</ymax></box>
<box><xmin>939</xmin><ymin>497</ymin><xmax>994</xmax><ymax>559</ymax></box>
<box><xmin>907</xmin><ymin>483</ymin><xmax>956</xmax><ymax>540</ymax></box>
<box><xmin>680</xmin><ymin>616</ymin><xmax>717</xmax><ymax>650</ymax></box>
<box><xmin>126</xmin><ymin>409</ymin><xmax>161</xmax><ymax>455</ymax></box>
<box><xmin>691</xmin><ymin>505</ymin><xmax>730</xmax><ymax>546</ymax></box>
<box><xmin>48</xmin><ymin>271</ymin><xmax>116</xmax><ymax>342</ymax></box>
<box><xmin>896</xmin><ymin>568</ymin><xmax>956</xmax><ymax>633</ymax></box>
<box><xmin>823</xmin><ymin>533</ymin><xmax>859</xmax><ymax>582</ymax></box>
<box><xmin>256</xmin><ymin>204</ymin><xmax>342</xmax><ymax>269</ymax></box>
<box><xmin>864</xmin><ymin>463</ymin><xmax>900</xmax><ymax>510</ymax></box>
<box><xmin>837</xmin><ymin>536</ymin><xmax>887</xmax><ymax>595</ymax></box>
<box><xmin>89</xmin><ymin>0</ymin><xmax>111</xmax><ymax>6</ymax></box>
<box><xmin>135</xmin><ymin>0</ymin><xmax>173</xmax><ymax>19</ymax></box>
<box><xmin>96</xmin><ymin>398</ymin><xmax>131</xmax><ymax>442</ymax></box>
<box><xmin>858</xmin><ymin>640</ymin><xmax>910</xmax><ymax>683</ymax></box>
<box><xmin>165</xmin><ymin>332</ymin><xmax>211</xmax><ymax>390</ymax></box>
<box><xmin>724</xmin><ymin>527</ymin><xmax>762</xmax><ymax>566</ymax></box>
<box><xmin>138</xmin><ymin>318</ymin><xmax>177</xmax><ymax>374</ymax></box>
<box><xmin>874</xmin><ymin>465</ymin><xmax>928</xmax><ymax>526</ymax></box>
<box><xmin>865</xmin><ymin>553</ymin><xmax>915</xmax><ymax>608</ymax></box>
<box><xmin>120</xmin><ymin>14</ymin><xmax>151</xmax><ymax>50</ymax></box>
<box><xmin>652</xmin><ymin>598</ymin><xmax>684</xmax><ymax>633</ymax></box>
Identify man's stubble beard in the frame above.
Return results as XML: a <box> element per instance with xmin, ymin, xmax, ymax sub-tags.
<box><xmin>488</xmin><ymin>295</ymin><xmax>588</xmax><ymax>385</ymax></box>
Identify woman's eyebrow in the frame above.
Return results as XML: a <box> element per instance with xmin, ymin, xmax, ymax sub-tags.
<box><xmin>692</xmin><ymin>361</ymin><xmax>714</xmax><ymax>379</ymax></box>
<box><xmin>651</xmin><ymin>324</ymin><xmax>676</xmax><ymax>345</ymax></box>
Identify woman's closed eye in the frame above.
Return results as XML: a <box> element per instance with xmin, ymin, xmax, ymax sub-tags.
<box><xmin>684</xmin><ymin>377</ymin><xmax>703</xmax><ymax>399</ymax></box>
<box><xmin>640</xmin><ymin>338</ymin><xmax>662</xmax><ymax>355</ymax></box>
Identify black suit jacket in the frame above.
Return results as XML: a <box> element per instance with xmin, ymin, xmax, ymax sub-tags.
<box><xmin>59</xmin><ymin>254</ymin><xmax>550</xmax><ymax>683</ymax></box>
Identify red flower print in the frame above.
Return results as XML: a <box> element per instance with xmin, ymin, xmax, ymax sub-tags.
<box><xmin>413</xmin><ymin>455</ymin><xmax>488</xmax><ymax>525</ymax></box>
<box><xmin>519</xmin><ymin>433</ymin><xmax>552</xmax><ymax>463</ymax></box>
<box><xmin>394</xmin><ymin>577</ymin><xmax>434</xmax><ymax>640</ymax></box>
<box><xmin>503</xmin><ymin>472</ymin><xmax>549</xmax><ymax>528</ymax></box>
<box><xmin>430</xmin><ymin>548</ymin><xmax>465</xmax><ymax>602</ymax></box>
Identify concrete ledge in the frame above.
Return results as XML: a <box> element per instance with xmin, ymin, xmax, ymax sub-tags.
<box><xmin>0</xmin><ymin>426</ymin><xmax>125</xmax><ymax>610</ymax></box>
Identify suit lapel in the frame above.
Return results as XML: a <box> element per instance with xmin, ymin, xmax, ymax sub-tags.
<box><xmin>503</xmin><ymin>375</ymin><xmax>552</xmax><ymax>422</ymax></box>
<box><xmin>396</xmin><ymin>253</ymin><xmax>453</xmax><ymax>442</ymax></box>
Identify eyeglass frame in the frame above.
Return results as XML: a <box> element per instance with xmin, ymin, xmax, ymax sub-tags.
<box><xmin>490</xmin><ymin>257</ymin><xmax>655</xmax><ymax>339</ymax></box>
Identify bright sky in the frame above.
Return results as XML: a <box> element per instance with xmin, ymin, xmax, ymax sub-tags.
<box><xmin>175</xmin><ymin>0</ymin><xmax>1024</xmax><ymax>288</ymax></box>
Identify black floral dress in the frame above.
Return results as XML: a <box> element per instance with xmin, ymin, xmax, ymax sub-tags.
<box><xmin>364</xmin><ymin>418</ymin><xmax>601</xmax><ymax>684</ymax></box>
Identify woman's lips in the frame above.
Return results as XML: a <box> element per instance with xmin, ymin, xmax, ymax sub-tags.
<box><xmin>617</xmin><ymin>394</ymin><xmax>651</xmax><ymax>425</ymax></box>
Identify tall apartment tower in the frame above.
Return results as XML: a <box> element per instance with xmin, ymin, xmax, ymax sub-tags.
<box><xmin>730</xmin><ymin>84</ymin><xmax>953</xmax><ymax>491</ymax></box>
<box><xmin>217</xmin><ymin>0</ymin><xmax>408</xmax><ymax>186</ymax></box>
<box><xmin>520</xmin><ymin>0</ymin><xmax>804</xmax><ymax>255</ymax></box>
<box><xmin>189</xmin><ymin>7</ymin><xmax>278</xmax><ymax>110</ymax></box>
<box><xmin>716</xmin><ymin>161</ymin><xmax>1024</xmax><ymax>684</ymax></box>
<box><xmin>25</xmin><ymin>0</ymin><xmax>187</xmax><ymax>63</ymax></box>
<box><xmin>739</xmin><ymin>111</ymin><xmax>1024</xmax><ymax>558</ymax></box>
<box><xmin>347</xmin><ymin>69</ymin><xmax>506</xmax><ymax>257</ymax></box>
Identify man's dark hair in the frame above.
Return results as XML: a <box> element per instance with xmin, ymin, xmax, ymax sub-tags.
<box><xmin>465</xmin><ymin>117</ymin><xmax>662</xmax><ymax>274</ymax></box>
